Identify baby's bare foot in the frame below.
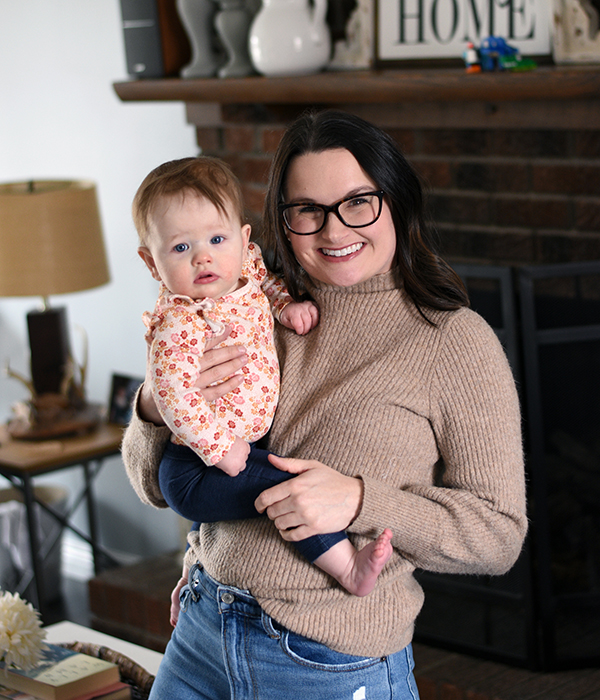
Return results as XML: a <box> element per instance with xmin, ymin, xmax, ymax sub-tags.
<box><xmin>344</xmin><ymin>528</ymin><xmax>393</xmax><ymax>597</ymax></box>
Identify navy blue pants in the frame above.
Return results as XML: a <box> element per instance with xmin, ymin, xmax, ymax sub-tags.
<box><xmin>159</xmin><ymin>442</ymin><xmax>347</xmax><ymax>562</ymax></box>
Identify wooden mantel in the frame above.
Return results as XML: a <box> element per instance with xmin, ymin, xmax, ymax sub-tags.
<box><xmin>113</xmin><ymin>65</ymin><xmax>600</xmax><ymax>129</ymax></box>
<box><xmin>113</xmin><ymin>65</ymin><xmax>600</xmax><ymax>103</ymax></box>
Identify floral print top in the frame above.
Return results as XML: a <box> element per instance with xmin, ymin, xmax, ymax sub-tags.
<box><xmin>143</xmin><ymin>242</ymin><xmax>292</xmax><ymax>466</ymax></box>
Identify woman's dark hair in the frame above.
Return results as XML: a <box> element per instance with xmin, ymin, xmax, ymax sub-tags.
<box><xmin>261</xmin><ymin>109</ymin><xmax>469</xmax><ymax>316</ymax></box>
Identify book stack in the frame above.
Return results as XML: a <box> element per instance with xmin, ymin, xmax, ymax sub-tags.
<box><xmin>0</xmin><ymin>645</ymin><xmax>131</xmax><ymax>700</ymax></box>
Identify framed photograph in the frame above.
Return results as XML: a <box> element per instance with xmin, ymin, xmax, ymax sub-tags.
<box><xmin>108</xmin><ymin>373</ymin><xmax>144</xmax><ymax>425</ymax></box>
<box><xmin>375</xmin><ymin>0</ymin><xmax>552</xmax><ymax>66</ymax></box>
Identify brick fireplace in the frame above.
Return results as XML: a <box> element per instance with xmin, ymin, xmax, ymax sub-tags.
<box><xmin>114</xmin><ymin>67</ymin><xmax>600</xmax><ymax>265</ymax></box>
<box><xmin>186</xmin><ymin>106</ymin><xmax>600</xmax><ymax>268</ymax></box>
<box><xmin>107</xmin><ymin>68</ymin><xmax>600</xmax><ymax>671</ymax></box>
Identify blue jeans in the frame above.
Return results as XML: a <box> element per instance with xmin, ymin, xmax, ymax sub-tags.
<box><xmin>149</xmin><ymin>564</ymin><xmax>420</xmax><ymax>700</ymax></box>
<box><xmin>159</xmin><ymin>441</ymin><xmax>346</xmax><ymax>562</ymax></box>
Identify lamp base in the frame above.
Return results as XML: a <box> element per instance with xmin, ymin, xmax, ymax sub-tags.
<box><xmin>27</xmin><ymin>306</ymin><xmax>71</xmax><ymax>395</ymax></box>
<box><xmin>7</xmin><ymin>400</ymin><xmax>104</xmax><ymax>440</ymax></box>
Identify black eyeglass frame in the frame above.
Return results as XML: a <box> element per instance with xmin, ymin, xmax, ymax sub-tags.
<box><xmin>279</xmin><ymin>190</ymin><xmax>385</xmax><ymax>236</ymax></box>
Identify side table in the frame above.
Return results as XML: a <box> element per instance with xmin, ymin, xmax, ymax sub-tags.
<box><xmin>0</xmin><ymin>422</ymin><xmax>123</xmax><ymax>618</ymax></box>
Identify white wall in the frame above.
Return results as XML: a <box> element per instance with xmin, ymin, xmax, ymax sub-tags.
<box><xmin>0</xmin><ymin>1</ymin><xmax>198</xmax><ymax>558</ymax></box>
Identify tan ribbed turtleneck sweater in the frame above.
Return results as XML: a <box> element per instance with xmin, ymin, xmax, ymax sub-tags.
<box><xmin>122</xmin><ymin>270</ymin><xmax>526</xmax><ymax>657</ymax></box>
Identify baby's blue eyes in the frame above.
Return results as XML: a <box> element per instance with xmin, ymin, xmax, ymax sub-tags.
<box><xmin>173</xmin><ymin>236</ymin><xmax>224</xmax><ymax>252</ymax></box>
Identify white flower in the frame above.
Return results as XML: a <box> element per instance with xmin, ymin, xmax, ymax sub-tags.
<box><xmin>0</xmin><ymin>590</ymin><xmax>48</xmax><ymax>671</ymax></box>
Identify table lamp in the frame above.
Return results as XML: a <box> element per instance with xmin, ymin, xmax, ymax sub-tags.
<box><xmin>0</xmin><ymin>180</ymin><xmax>110</xmax><ymax>439</ymax></box>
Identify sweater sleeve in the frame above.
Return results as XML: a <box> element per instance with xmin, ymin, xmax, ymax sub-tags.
<box><xmin>121</xmin><ymin>386</ymin><xmax>171</xmax><ymax>509</ymax></box>
<box><xmin>352</xmin><ymin>310</ymin><xmax>527</xmax><ymax>576</ymax></box>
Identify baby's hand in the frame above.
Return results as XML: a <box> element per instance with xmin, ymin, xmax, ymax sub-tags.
<box><xmin>279</xmin><ymin>300</ymin><xmax>319</xmax><ymax>335</ymax></box>
<box><xmin>216</xmin><ymin>437</ymin><xmax>250</xmax><ymax>476</ymax></box>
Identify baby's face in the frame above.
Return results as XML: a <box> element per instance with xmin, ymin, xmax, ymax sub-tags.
<box><xmin>139</xmin><ymin>192</ymin><xmax>251</xmax><ymax>301</ymax></box>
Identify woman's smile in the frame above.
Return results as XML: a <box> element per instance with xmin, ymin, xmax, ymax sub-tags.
<box><xmin>320</xmin><ymin>242</ymin><xmax>364</xmax><ymax>258</ymax></box>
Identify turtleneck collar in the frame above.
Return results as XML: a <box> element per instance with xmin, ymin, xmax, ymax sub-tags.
<box><xmin>305</xmin><ymin>268</ymin><xmax>402</xmax><ymax>299</ymax></box>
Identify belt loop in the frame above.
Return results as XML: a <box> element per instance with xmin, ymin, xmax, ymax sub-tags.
<box><xmin>261</xmin><ymin>610</ymin><xmax>280</xmax><ymax>639</ymax></box>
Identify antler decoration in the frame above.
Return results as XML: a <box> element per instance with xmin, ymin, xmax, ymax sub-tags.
<box><xmin>3</xmin><ymin>360</ymin><xmax>36</xmax><ymax>398</ymax></box>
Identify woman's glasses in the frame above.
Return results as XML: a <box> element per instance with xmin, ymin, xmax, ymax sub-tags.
<box><xmin>279</xmin><ymin>191</ymin><xmax>384</xmax><ymax>236</ymax></box>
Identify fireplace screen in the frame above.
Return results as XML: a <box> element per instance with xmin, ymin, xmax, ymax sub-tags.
<box><xmin>413</xmin><ymin>261</ymin><xmax>600</xmax><ymax>671</ymax></box>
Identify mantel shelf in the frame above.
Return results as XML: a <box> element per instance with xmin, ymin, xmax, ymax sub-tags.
<box><xmin>113</xmin><ymin>65</ymin><xmax>600</xmax><ymax>105</ymax></box>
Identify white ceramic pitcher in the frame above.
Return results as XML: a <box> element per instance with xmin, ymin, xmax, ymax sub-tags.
<box><xmin>249</xmin><ymin>0</ymin><xmax>331</xmax><ymax>77</ymax></box>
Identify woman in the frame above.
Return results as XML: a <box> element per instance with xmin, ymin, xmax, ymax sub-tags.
<box><xmin>122</xmin><ymin>109</ymin><xmax>527</xmax><ymax>700</ymax></box>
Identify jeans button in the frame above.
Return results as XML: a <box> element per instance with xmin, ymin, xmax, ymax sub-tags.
<box><xmin>221</xmin><ymin>592</ymin><xmax>235</xmax><ymax>604</ymax></box>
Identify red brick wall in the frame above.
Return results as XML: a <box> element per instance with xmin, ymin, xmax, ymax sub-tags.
<box><xmin>194</xmin><ymin>110</ymin><xmax>600</xmax><ymax>266</ymax></box>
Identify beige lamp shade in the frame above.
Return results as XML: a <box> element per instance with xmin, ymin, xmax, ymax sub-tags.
<box><xmin>0</xmin><ymin>180</ymin><xmax>110</xmax><ymax>298</ymax></box>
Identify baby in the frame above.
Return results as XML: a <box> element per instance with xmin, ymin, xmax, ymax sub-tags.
<box><xmin>135</xmin><ymin>156</ymin><xmax>392</xmax><ymax>596</ymax></box>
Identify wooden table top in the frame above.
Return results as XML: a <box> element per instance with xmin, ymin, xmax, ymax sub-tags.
<box><xmin>0</xmin><ymin>422</ymin><xmax>123</xmax><ymax>474</ymax></box>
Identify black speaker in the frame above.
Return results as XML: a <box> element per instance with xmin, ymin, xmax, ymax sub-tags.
<box><xmin>119</xmin><ymin>0</ymin><xmax>191</xmax><ymax>78</ymax></box>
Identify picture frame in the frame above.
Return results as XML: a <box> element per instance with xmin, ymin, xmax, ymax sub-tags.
<box><xmin>375</xmin><ymin>0</ymin><xmax>552</xmax><ymax>67</ymax></box>
<box><xmin>108</xmin><ymin>373</ymin><xmax>144</xmax><ymax>425</ymax></box>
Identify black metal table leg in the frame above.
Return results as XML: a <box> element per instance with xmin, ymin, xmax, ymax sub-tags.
<box><xmin>83</xmin><ymin>460</ymin><xmax>101</xmax><ymax>575</ymax></box>
<box><xmin>20</xmin><ymin>474</ymin><xmax>46</xmax><ymax>618</ymax></box>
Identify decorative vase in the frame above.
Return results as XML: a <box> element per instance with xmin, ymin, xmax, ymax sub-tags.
<box><xmin>214</xmin><ymin>0</ymin><xmax>255</xmax><ymax>77</ymax></box>
<box><xmin>552</xmin><ymin>0</ymin><xmax>600</xmax><ymax>64</ymax></box>
<box><xmin>176</xmin><ymin>0</ymin><xmax>223</xmax><ymax>77</ymax></box>
<box><xmin>248</xmin><ymin>0</ymin><xmax>331</xmax><ymax>77</ymax></box>
<box><xmin>329</xmin><ymin>0</ymin><xmax>374</xmax><ymax>70</ymax></box>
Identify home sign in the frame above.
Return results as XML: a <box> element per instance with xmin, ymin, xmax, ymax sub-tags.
<box><xmin>376</xmin><ymin>0</ymin><xmax>551</xmax><ymax>62</ymax></box>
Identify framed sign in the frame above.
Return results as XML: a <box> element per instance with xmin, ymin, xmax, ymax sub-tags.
<box><xmin>376</xmin><ymin>0</ymin><xmax>552</xmax><ymax>65</ymax></box>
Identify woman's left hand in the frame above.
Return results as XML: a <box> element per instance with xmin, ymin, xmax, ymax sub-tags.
<box><xmin>254</xmin><ymin>455</ymin><xmax>363</xmax><ymax>540</ymax></box>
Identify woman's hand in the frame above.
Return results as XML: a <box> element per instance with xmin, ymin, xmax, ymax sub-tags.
<box><xmin>139</xmin><ymin>326</ymin><xmax>248</xmax><ymax>423</ymax></box>
<box><xmin>170</xmin><ymin>565</ymin><xmax>189</xmax><ymax>627</ymax></box>
<box><xmin>255</xmin><ymin>455</ymin><xmax>364</xmax><ymax>540</ymax></box>
<box><xmin>196</xmin><ymin>342</ymin><xmax>248</xmax><ymax>402</ymax></box>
